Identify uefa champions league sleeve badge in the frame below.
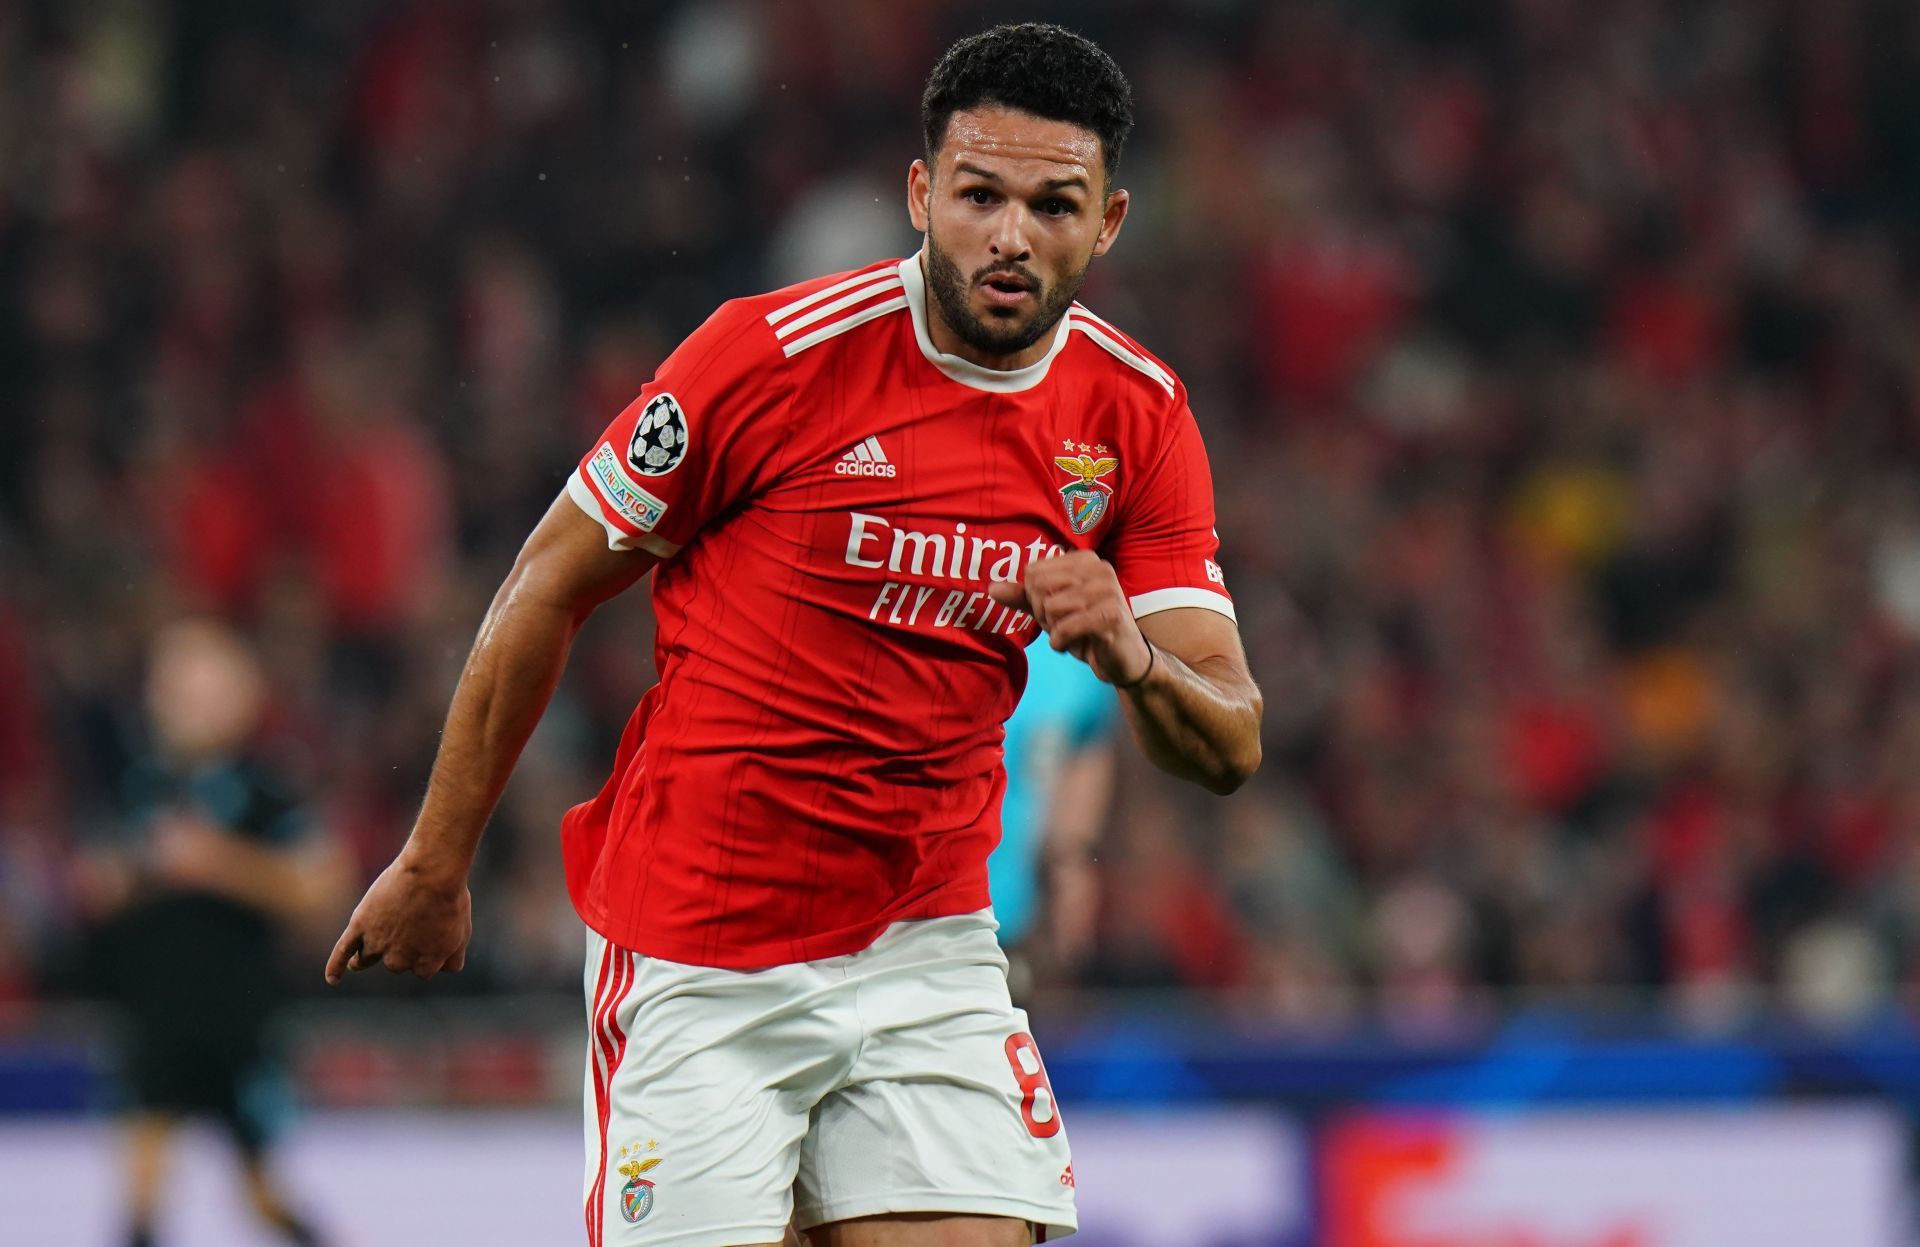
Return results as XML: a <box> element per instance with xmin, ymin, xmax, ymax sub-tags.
<box><xmin>628</xmin><ymin>394</ymin><xmax>689</xmax><ymax>476</ymax></box>
<box><xmin>1054</xmin><ymin>441</ymin><xmax>1118</xmax><ymax>534</ymax></box>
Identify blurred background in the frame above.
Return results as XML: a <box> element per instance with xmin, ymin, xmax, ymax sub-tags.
<box><xmin>6</xmin><ymin>0</ymin><xmax>1920</xmax><ymax>1243</ymax></box>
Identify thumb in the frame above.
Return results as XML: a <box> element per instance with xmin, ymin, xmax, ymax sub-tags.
<box><xmin>988</xmin><ymin>580</ymin><xmax>1029</xmax><ymax>611</ymax></box>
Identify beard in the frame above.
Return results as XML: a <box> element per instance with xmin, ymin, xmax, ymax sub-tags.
<box><xmin>924</xmin><ymin>229</ymin><xmax>1088</xmax><ymax>359</ymax></box>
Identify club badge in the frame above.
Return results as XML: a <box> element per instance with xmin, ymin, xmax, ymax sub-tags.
<box><xmin>616</xmin><ymin>1141</ymin><xmax>663</xmax><ymax>1223</ymax></box>
<box><xmin>1054</xmin><ymin>441</ymin><xmax>1118</xmax><ymax>535</ymax></box>
<box><xmin>628</xmin><ymin>394</ymin><xmax>688</xmax><ymax>477</ymax></box>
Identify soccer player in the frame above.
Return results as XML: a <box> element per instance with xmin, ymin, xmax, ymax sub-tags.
<box><xmin>326</xmin><ymin>23</ymin><xmax>1262</xmax><ymax>1247</ymax></box>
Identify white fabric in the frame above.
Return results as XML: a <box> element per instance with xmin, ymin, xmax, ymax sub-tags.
<box><xmin>898</xmin><ymin>253</ymin><xmax>1073</xmax><ymax>393</ymax></box>
<box><xmin>1128</xmin><ymin>585</ymin><xmax>1237</xmax><ymax>621</ymax></box>
<box><xmin>582</xmin><ymin>911</ymin><xmax>1077</xmax><ymax>1245</ymax></box>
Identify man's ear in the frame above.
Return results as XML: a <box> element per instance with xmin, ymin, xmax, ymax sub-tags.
<box><xmin>1093</xmin><ymin>187</ymin><xmax>1130</xmax><ymax>258</ymax></box>
<box><xmin>908</xmin><ymin>159</ymin><xmax>933</xmax><ymax>234</ymax></box>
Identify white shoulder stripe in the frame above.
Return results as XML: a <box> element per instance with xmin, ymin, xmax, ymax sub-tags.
<box><xmin>766</xmin><ymin>264</ymin><xmax>899</xmax><ymax>327</ymax></box>
<box><xmin>1068</xmin><ymin>315</ymin><xmax>1176</xmax><ymax>397</ymax></box>
<box><xmin>772</xmin><ymin>275</ymin><xmax>902</xmax><ymax>339</ymax></box>
<box><xmin>1070</xmin><ymin>305</ymin><xmax>1173</xmax><ymax>388</ymax></box>
<box><xmin>782</xmin><ymin>295</ymin><xmax>909</xmax><ymax>357</ymax></box>
<box><xmin>1130</xmin><ymin>586</ymin><xmax>1236</xmax><ymax>621</ymax></box>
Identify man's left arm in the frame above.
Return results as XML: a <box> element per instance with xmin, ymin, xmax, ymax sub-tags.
<box><xmin>989</xmin><ymin>552</ymin><xmax>1262</xmax><ymax>794</ymax></box>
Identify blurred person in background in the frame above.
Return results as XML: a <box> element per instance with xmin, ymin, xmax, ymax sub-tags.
<box><xmin>75</xmin><ymin>619</ymin><xmax>349</xmax><ymax>1247</ymax></box>
<box><xmin>991</xmin><ymin>639</ymin><xmax>1118</xmax><ymax>994</ymax></box>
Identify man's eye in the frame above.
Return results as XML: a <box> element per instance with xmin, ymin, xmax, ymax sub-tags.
<box><xmin>965</xmin><ymin>189</ymin><xmax>996</xmax><ymax>205</ymax></box>
<box><xmin>1041</xmin><ymin>199</ymin><xmax>1074</xmax><ymax>216</ymax></box>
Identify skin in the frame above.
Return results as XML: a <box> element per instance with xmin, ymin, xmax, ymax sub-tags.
<box><xmin>327</xmin><ymin>103</ymin><xmax>1262</xmax><ymax>1247</ymax></box>
<box><xmin>908</xmin><ymin>105</ymin><xmax>1128</xmax><ymax>370</ymax></box>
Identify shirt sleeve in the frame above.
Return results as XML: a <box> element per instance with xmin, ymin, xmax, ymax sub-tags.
<box><xmin>1101</xmin><ymin>399</ymin><xmax>1236</xmax><ymax>622</ymax></box>
<box><xmin>567</xmin><ymin>301</ymin><xmax>791</xmax><ymax>556</ymax></box>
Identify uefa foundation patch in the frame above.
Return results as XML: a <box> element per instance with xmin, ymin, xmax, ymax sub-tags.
<box><xmin>590</xmin><ymin>445</ymin><xmax>669</xmax><ymax>531</ymax></box>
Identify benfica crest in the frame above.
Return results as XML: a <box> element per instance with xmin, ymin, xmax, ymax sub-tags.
<box><xmin>615</xmin><ymin>1141</ymin><xmax>663</xmax><ymax>1223</ymax></box>
<box><xmin>1054</xmin><ymin>443</ymin><xmax>1118</xmax><ymax>534</ymax></box>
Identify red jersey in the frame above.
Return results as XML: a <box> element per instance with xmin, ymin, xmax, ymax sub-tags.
<box><xmin>562</xmin><ymin>254</ymin><xmax>1234</xmax><ymax>967</ymax></box>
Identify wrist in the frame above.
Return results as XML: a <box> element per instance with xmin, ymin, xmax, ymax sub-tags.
<box><xmin>1114</xmin><ymin>634</ymin><xmax>1157</xmax><ymax>690</ymax></box>
<box><xmin>397</xmin><ymin>842</ymin><xmax>471</xmax><ymax>893</ymax></box>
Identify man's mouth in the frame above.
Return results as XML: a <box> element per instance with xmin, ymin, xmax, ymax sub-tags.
<box><xmin>979</xmin><ymin>272</ymin><xmax>1036</xmax><ymax>308</ymax></box>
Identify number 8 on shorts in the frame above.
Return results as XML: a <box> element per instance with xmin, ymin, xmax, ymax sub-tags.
<box><xmin>1004</xmin><ymin>1032</ymin><xmax>1062</xmax><ymax>1139</ymax></box>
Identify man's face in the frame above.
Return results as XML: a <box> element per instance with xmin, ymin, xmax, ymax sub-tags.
<box><xmin>909</xmin><ymin>105</ymin><xmax>1129</xmax><ymax>364</ymax></box>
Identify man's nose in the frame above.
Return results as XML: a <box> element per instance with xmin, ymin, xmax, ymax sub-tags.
<box><xmin>988</xmin><ymin>205</ymin><xmax>1032</xmax><ymax>262</ymax></box>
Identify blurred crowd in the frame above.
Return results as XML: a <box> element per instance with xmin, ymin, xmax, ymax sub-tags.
<box><xmin>7</xmin><ymin>0</ymin><xmax>1920</xmax><ymax>1030</ymax></box>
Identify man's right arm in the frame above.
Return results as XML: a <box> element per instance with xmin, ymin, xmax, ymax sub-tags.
<box><xmin>325</xmin><ymin>491</ymin><xmax>657</xmax><ymax>984</ymax></box>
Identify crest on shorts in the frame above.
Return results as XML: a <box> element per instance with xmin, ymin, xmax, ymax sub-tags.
<box><xmin>616</xmin><ymin>1141</ymin><xmax>663</xmax><ymax>1223</ymax></box>
<box><xmin>628</xmin><ymin>393</ymin><xmax>688</xmax><ymax>477</ymax></box>
<box><xmin>1054</xmin><ymin>442</ymin><xmax>1118</xmax><ymax>534</ymax></box>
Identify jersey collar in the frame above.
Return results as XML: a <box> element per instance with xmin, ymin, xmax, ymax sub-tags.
<box><xmin>899</xmin><ymin>251</ymin><xmax>1071</xmax><ymax>393</ymax></box>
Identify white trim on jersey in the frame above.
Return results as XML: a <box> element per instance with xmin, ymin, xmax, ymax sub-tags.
<box><xmin>765</xmin><ymin>262</ymin><xmax>899</xmax><ymax>328</ymax></box>
<box><xmin>897</xmin><ymin>253</ymin><xmax>1072</xmax><ymax>393</ymax></box>
<box><xmin>781</xmin><ymin>295</ymin><xmax>909</xmax><ymax>357</ymax></box>
<box><xmin>772</xmin><ymin>274</ymin><xmax>904</xmax><ymax>339</ymax></box>
<box><xmin>567</xmin><ymin>472</ymin><xmax>684</xmax><ymax>558</ymax></box>
<box><xmin>1066</xmin><ymin>313</ymin><xmax>1177</xmax><ymax>398</ymax></box>
<box><xmin>1069</xmin><ymin>304</ymin><xmax>1176</xmax><ymax>389</ymax></box>
<box><xmin>1129</xmin><ymin>586</ymin><xmax>1237</xmax><ymax>621</ymax></box>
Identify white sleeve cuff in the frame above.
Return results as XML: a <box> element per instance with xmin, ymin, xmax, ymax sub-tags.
<box><xmin>566</xmin><ymin>473</ymin><xmax>681</xmax><ymax>558</ymax></box>
<box><xmin>1128</xmin><ymin>586</ymin><xmax>1237</xmax><ymax>622</ymax></box>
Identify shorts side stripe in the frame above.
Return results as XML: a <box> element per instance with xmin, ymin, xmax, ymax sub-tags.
<box><xmin>590</xmin><ymin>949</ymin><xmax>635</xmax><ymax>1244</ymax></box>
<box><xmin>585</xmin><ymin>940</ymin><xmax>616</xmax><ymax>1246</ymax></box>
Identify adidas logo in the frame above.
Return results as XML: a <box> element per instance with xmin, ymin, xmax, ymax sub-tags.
<box><xmin>835</xmin><ymin>436</ymin><xmax>897</xmax><ymax>477</ymax></box>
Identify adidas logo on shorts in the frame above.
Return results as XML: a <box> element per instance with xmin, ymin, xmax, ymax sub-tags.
<box><xmin>836</xmin><ymin>436</ymin><xmax>897</xmax><ymax>477</ymax></box>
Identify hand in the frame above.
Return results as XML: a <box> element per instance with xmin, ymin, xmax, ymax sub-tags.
<box><xmin>988</xmin><ymin>550</ymin><xmax>1152</xmax><ymax>686</ymax></box>
<box><xmin>150</xmin><ymin>815</ymin><xmax>235</xmax><ymax>892</ymax></box>
<box><xmin>70</xmin><ymin>849</ymin><xmax>137</xmax><ymax>918</ymax></box>
<box><xmin>325</xmin><ymin>853</ymin><xmax>472</xmax><ymax>984</ymax></box>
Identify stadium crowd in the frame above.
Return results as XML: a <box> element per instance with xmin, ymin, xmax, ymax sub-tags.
<box><xmin>6</xmin><ymin>0</ymin><xmax>1920</xmax><ymax>1031</ymax></box>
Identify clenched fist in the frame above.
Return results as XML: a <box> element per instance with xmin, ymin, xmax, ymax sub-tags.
<box><xmin>989</xmin><ymin>550</ymin><xmax>1153</xmax><ymax>687</ymax></box>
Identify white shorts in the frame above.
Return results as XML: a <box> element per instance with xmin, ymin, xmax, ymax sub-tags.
<box><xmin>581</xmin><ymin>910</ymin><xmax>1077</xmax><ymax>1247</ymax></box>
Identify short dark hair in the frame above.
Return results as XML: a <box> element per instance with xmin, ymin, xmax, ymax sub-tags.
<box><xmin>921</xmin><ymin>23</ymin><xmax>1134</xmax><ymax>188</ymax></box>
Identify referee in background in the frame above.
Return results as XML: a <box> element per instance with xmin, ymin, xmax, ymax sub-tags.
<box><xmin>78</xmin><ymin>619</ymin><xmax>348</xmax><ymax>1247</ymax></box>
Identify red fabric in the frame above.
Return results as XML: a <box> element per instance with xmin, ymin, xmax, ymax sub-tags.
<box><xmin>1256</xmin><ymin>234</ymin><xmax>1411</xmax><ymax>406</ymax></box>
<box><xmin>162</xmin><ymin>452</ymin><xmax>272</xmax><ymax>610</ymax></box>
<box><xmin>562</xmin><ymin>258</ymin><xmax>1233</xmax><ymax>967</ymax></box>
<box><xmin>586</xmin><ymin>944</ymin><xmax>632</xmax><ymax>1247</ymax></box>
<box><xmin>1646</xmin><ymin>783</ymin><xmax>1721</xmax><ymax>878</ymax></box>
<box><xmin>1502</xmin><ymin>698</ymin><xmax>1606</xmax><ymax>813</ymax></box>
<box><xmin>1160</xmin><ymin>867</ymin><xmax>1254</xmax><ymax>989</ymax></box>
<box><xmin>1605</xmin><ymin>272</ymin><xmax>1727</xmax><ymax>385</ymax></box>
<box><xmin>309</xmin><ymin>422</ymin><xmax>449</xmax><ymax>630</ymax></box>
<box><xmin>0</xmin><ymin>603</ymin><xmax>49</xmax><ymax>810</ymax></box>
